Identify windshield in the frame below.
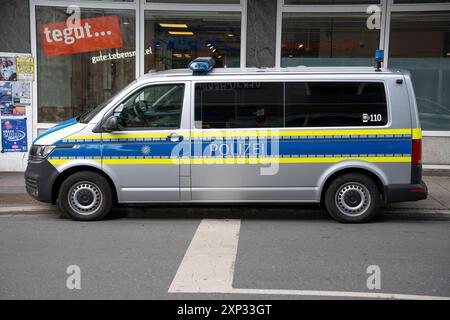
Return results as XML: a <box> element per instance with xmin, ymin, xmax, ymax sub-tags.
<box><xmin>78</xmin><ymin>80</ymin><xmax>137</xmax><ymax>124</ymax></box>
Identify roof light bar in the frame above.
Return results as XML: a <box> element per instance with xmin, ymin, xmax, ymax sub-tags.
<box><xmin>375</xmin><ymin>49</ymin><xmax>384</xmax><ymax>72</ymax></box>
<box><xmin>188</xmin><ymin>57</ymin><xmax>215</xmax><ymax>74</ymax></box>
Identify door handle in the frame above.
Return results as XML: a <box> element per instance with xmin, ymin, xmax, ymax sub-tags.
<box><xmin>168</xmin><ymin>132</ymin><xmax>183</xmax><ymax>142</ymax></box>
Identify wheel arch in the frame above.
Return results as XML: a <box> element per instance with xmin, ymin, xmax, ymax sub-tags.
<box><xmin>52</xmin><ymin>165</ymin><xmax>118</xmax><ymax>205</ymax></box>
<box><xmin>319</xmin><ymin>163</ymin><xmax>387</xmax><ymax>205</ymax></box>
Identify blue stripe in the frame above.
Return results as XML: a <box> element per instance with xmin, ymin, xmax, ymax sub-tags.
<box><xmin>195</xmin><ymin>139</ymin><xmax>411</xmax><ymax>157</ymax></box>
<box><xmin>33</xmin><ymin>118</ymin><xmax>78</xmax><ymax>144</ymax></box>
<box><xmin>50</xmin><ymin>144</ymin><xmax>101</xmax><ymax>158</ymax></box>
<box><xmin>49</xmin><ymin>138</ymin><xmax>411</xmax><ymax>159</ymax></box>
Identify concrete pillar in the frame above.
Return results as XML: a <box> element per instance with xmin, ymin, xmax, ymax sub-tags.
<box><xmin>246</xmin><ymin>0</ymin><xmax>277</xmax><ymax>68</ymax></box>
<box><xmin>0</xmin><ymin>0</ymin><xmax>31</xmax><ymax>53</ymax></box>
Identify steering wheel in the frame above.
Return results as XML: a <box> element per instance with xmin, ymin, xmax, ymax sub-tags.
<box><xmin>133</xmin><ymin>101</ymin><xmax>149</xmax><ymax>125</ymax></box>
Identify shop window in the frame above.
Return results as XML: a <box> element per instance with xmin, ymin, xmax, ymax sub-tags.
<box><xmin>144</xmin><ymin>11</ymin><xmax>241</xmax><ymax>71</ymax></box>
<box><xmin>36</xmin><ymin>6</ymin><xmax>136</xmax><ymax>123</ymax></box>
<box><xmin>147</xmin><ymin>0</ymin><xmax>240</xmax><ymax>3</ymax></box>
<box><xmin>285</xmin><ymin>0</ymin><xmax>378</xmax><ymax>4</ymax></box>
<box><xmin>281</xmin><ymin>12</ymin><xmax>380</xmax><ymax>67</ymax></box>
<box><xmin>389</xmin><ymin>11</ymin><xmax>450</xmax><ymax>131</ymax></box>
<box><xmin>394</xmin><ymin>1</ymin><xmax>450</xmax><ymax>3</ymax></box>
<box><xmin>47</xmin><ymin>0</ymin><xmax>134</xmax><ymax>2</ymax></box>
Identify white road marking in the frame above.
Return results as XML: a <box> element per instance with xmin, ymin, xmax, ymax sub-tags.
<box><xmin>169</xmin><ymin>219</ymin><xmax>240</xmax><ymax>293</ymax></box>
<box><xmin>229</xmin><ymin>288</ymin><xmax>450</xmax><ymax>300</ymax></box>
<box><xmin>169</xmin><ymin>219</ymin><xmax>450</xmax><ymax>300</ymax></box>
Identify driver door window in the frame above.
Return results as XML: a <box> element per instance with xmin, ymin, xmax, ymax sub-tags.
<box><xmin>114</xmin><ymin>84</ymin><xmax>185</xmax><ymax>130</ymax></box>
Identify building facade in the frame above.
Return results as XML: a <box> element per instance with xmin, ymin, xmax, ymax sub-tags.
<box><xmin>0</xmin><ymin>0</ymin><xmax>449</xmax><ymax>171</ymax></box>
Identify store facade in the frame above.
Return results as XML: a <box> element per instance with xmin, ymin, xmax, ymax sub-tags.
<box><xmin>0</xmin><ymin>0</ymin><xmax>449</xmax><ymax>171</ymax></box>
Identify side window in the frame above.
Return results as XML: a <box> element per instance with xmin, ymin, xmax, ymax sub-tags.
<box><xmin>113</xmin><ymin>84</ymin><xmax>185</xmax><ymax>130</ymax></box>
<box><xmin>195</xmin><ymin>82</ymin><xmax>284</xmax><ymax>129</ymax></box>
<box><xmin>285</xmin><ymin>82</ymin><xmax>388</xmax><ymax>127</ymax></box>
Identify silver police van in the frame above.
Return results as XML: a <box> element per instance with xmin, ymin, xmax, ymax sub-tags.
<box><xmin>25</xmin><ymin>57</ymin><xmax>427</xmax><ymax>223</ymax></box>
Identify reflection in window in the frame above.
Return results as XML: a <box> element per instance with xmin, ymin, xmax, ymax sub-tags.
<box><xmin>36</xmin><ymin>6</ymin><xmax>136</xmax><ymax>123</ymax></box>
<box><xmin>285</xmin><ymin>0</ymin><xmax>377</xmax><ymax>3</ymax></box>
<box><xmin>394</xmin><ymin>0</ymin><xmax>450</xmax><ymax>3</ymax></box>
<box><xmin>144</xmin><ymin>11</ymin><xmax>241</xmax><ymax>71</ymax></box>
<box><xmin>195</xmin><ymin>82</ymin><xmax>284</xmax><ymax>129</ymax></box>
<box><xmin>389</xmin><ymin>11</ymin><xmax>450</xmax><ymax>131</ymax></box>
<box><xmin>114</xmin><ymin>84</ymin><xmax>184</xmax><ymax>130</ymax></box>
<box><xmin>285</xmin><ymin>82</ymin><xmax>387</xmax><ymax>127</ymax></box>
<box><xmin>148</xmin><ymin>0</ymin><xmax>240</xmax><ymax>3</ymax></box>
<box><xmin>281</xmin><ymin>12</ymin><xmax>380</xmax><ymax>67</ymax></box>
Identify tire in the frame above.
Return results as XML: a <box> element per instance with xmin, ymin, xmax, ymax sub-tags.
<box><xmin>58</xmin><ymin>171</ymin><xmax>113</xmax><ymax>221</ymax></box>
<box><xmin>324</xmin><ymin>173</ymin><xmax>381</xmax><ymax>223</ymax></box>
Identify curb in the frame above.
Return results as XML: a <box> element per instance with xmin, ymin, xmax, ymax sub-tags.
<box><xmin>0</xmin><ymin>206</ymin><xmax>58</xmax><ymax>214</ymax></box>
<box><xmin>1</xmin><ymin>205</ymin><xmax>450</xmax><ymax>218</ymax></box>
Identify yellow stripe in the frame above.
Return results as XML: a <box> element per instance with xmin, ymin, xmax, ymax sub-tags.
<box><xmin>48</xmin><ymin>159</ymin><xmax>101</xmax><ymax>165</ymax></box>
<box><xmin>187</xmin><ymin>156</ymin><xmax>411</xmax><ymax>165</ymax></box>
<box><xmin>64</xmin><ymin>133</ymin><xmax>169</xmax><ymax>141</ymax></box>
<box><xmin>64</xmin><ymin>128</ymin><xmax>414</xmax><ymax>141</ymax></box>
<box><xmin>191</xmin><ymin>128</ymin><xmax>412</xmax><ymax>139</ymax></box>
<box><xmin>102</xmin><ymin>158</ymin><xmax>178</xmax><ymax>165</ymax></box>
<box><xmin>412</xmin><ymin>128</ymin><xmax>422</xmax><ymax>139</ymax></box>
<box><xmin>49</xmin><ymin>156</ymin><xmax>411</xmax><ymax>166</ymax></box>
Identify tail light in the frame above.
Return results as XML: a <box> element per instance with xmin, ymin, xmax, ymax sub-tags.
<box><xmin>411</xmin><ymin>139</ymin><xmax>422</xmax><ymax>166</ymax></box>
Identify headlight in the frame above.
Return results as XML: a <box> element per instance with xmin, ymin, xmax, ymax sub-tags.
<box><xmin>29</xmin><ymin>145</ymin><xmax>56</xmax><ymax>161</ymax></box>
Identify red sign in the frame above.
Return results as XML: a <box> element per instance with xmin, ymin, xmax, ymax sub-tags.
<box><xmin>39</xmin><ymin>16</ymin><xmax>123</xmax><ymax>57</ymax></box>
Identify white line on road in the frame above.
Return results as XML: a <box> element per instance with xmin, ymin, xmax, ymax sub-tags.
<box><xmin>228</xmin><ymin>288</ymin><xmax>450</xmax><ymax>300</ymax></box>
<box><xmin>169</xmin><ymin>219</ymin><xmax>241</xmax><ymax>293</ymax></box>
<box><xmin>169</xmin><ymin>219</ymin><xmax>450</xmax><ymax>300</ymax></box>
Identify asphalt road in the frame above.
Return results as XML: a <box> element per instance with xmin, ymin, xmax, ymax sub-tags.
<box><xmin>0</xmin><ymin>207</ymin><xmax>449</xmax><ymax>300</ymax></box>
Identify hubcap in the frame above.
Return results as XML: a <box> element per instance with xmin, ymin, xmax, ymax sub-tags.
<box><xmin>68</xmin><ymin>182</ymin><xmax>102</xmax><ymax>215</ymax></box>
<box><xmin>335</xmin><ymin>182</ymin><xmax>371</xmax><ymax>217</ymax></box>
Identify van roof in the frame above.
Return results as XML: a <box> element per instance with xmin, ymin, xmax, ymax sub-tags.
<box><xmin>142</xmin><ymin>66</ymin><xmax>403</xmax><ymax>80</ymax></box>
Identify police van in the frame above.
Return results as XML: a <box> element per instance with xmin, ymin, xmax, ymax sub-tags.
<box><xmin>25</xmin><ymin>56</ymin><xmax>427</xmax><ymax>223</ymax></box>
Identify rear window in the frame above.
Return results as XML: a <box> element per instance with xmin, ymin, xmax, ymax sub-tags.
<box><xmin>194</xmin><ymin>81</ymin><xmax>388</xmax><ymax>129</ymax></box>
<box><xmin>285</xmin><ymin>82</ymin><xmax>388</xmax><ymax>127</ymax></box>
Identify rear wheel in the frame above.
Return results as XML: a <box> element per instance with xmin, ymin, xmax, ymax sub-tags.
<box><xmin>324</xmin><ymin>173</ymin><xmax>380</xmax><ymax>223</ymax></box>
<box><xmin>58</xmin><ymin>171</ymin><xmax>113</xmax><ymax>221</ymax></box>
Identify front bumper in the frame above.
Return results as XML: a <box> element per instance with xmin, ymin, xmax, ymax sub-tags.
<box><xmin>24</xmin><ymin>160</ymin><xmax>59</xmax><ymax>203</ymax></box>
<box><xmin>384</xmin><ymin>181</ymin><xmax>428</xmax><ymax>203</ymax></box>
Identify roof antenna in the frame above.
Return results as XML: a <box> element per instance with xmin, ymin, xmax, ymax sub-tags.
<box><xmin>374</xmin><ymin>49</ymin><xmax>384</xmax><ymax>72</ymax></box>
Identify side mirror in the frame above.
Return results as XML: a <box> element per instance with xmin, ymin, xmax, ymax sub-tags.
<box><xmin>102</xmin><ymin>116</ymin><xmax>119</xmax><ymax>132</ymax></box>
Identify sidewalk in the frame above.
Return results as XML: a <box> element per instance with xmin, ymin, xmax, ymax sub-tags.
<box><xmin>1</xmin><ymin>172</ymin><xmax>449</xmax><ymax>215</ymax></box>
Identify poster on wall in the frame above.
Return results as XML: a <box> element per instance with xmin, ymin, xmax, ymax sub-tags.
<box><xmin>0</xmin><ymin>81</ymin><xmax>13</xmax><ymax>112</ymax></box>
<box><xmin>12</xmin><ymin>81</ymin><xmax>31</xmax><ymax>105</ymax></box>
<box><xmin>0</xmin><ymin>57</ymin><xmax>17</xmax><ymax>81</ymax></box>
<box><xmin>1</xmin><ymin>118</ymin><xmax>28</xmax><ymax>152</ymax></box>
<box><xmin>16</xmin><ymin>56</ymin><xmax>34</xmax><ymax>81</ymax></box>
<box><xmin>0</xmin><ymin>81</ymin><xmax>29</xmax><ymax>116</ymax></box>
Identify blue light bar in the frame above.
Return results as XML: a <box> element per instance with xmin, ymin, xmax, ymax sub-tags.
<box><xmin>375</xmin><ymin>49</ymin><xmax>384</xmax><ymax>61</ymax></box>
<box><xmin>374</xmin><ymin>49</ymin><xmax>384</xmax><ymax>72</ymax></box>
<box><xmin>188</xmin><ymin>57</ymin><xmax>215</xmax><ymax>74</ymax></box>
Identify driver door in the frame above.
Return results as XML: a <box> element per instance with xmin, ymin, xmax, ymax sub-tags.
<box><xmin>101</xmin><ymin>82</ymin><xmax>190</xmax><ymax>203</ymax></box>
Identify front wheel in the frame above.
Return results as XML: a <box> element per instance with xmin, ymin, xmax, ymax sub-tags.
<box><xmin>58</xmin><ymin>171</ymin><xmax>113</xmax><ymax>221</ymax></box>
<box><xmin>324</xmin><ymin>173</ymin><xmax>381</xmax><ymax>223</ymax></box>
